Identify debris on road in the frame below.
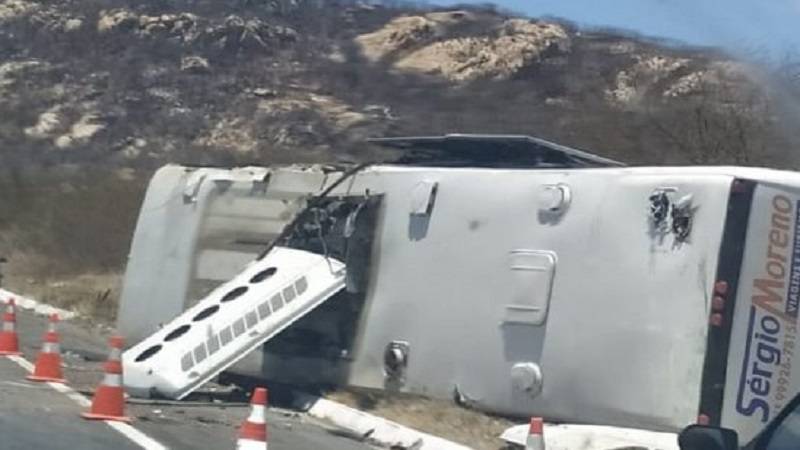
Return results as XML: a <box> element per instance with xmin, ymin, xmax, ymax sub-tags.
<box><xmin>294</xmin><ymin>391</ymin><xmax>472</xmax><ymax>450</ymax></box>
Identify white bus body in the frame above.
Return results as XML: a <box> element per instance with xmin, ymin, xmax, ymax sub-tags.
<box><xmin>117</xmin><ymin>136</ymin><xmax>800</xmax><ymax>442</ymax></box>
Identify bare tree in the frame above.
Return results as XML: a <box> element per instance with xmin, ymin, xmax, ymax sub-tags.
<box><xmin>646</xmin><ymin>76</ymin><xmax>769</xmax><ymax>165</ymax></box>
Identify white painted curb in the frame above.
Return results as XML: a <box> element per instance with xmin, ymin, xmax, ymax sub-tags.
<box><xmin>296</xmin><ymin>393</ymin><xmax>473</xmax><ymax>450</ymax></box>
<box><xmin>499</xmin><ymin>421</ymin><xmax>679</xmax><ymax>450</ymax></box>
<box><xmin>0</xmin><ymin>288</ymin><xmax>77</xmax><ymax>320</ymax></box>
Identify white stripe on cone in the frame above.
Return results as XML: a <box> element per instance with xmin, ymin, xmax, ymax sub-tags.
<box><xmin>42</xmin><ymin>342</ymin><xmax>60</xmax><ymax>353</ymax></box>
<box><xmin>102</xmin><ymin>372</ymin><xmax>124</xmax><ymax>387</ymax></box>
<box><xmin>526</xmin><ymin>417</ymin><xmax>545</xmax><ymax>450</ymax></box>
<box><xmin>236</xmin><ymin>438</ymin><xmax>267</xmax><ymax>450</ymax></box>
<box><xmin>2</xmin><ymin>303</ymin><xmax>14</xmax><ymax>332</ymax></box>
<box><xmin>246</xmin><ymin>404</ymin><xmax>266</xmax><ymax>425</ymax></box>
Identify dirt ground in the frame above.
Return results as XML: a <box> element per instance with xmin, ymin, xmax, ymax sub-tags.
<box><xmin>4</xmin><ymin>270</ymin><xmax>122</xmax><ymax>322</ymax></box>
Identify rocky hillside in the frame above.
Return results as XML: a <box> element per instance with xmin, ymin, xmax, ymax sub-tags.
<box><xmin>1</xmin><ymin>0</ymin><xmax>800</xmax><ymax>289</ymax></box>
<box><xmin>1</xmin><ymin>0</ymin><xmax>798</xmax><ymax>173</ymax></box>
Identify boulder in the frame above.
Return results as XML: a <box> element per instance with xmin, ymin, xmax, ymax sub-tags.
<box><xmin>180</xmin><ymin>56</ymin><xmax>210</xmax><ymax>74</ymax></box>
<box><xmin>97</xmin><ymin>9</ymin><xmax>138</xmax><ymax>33</ymax></box>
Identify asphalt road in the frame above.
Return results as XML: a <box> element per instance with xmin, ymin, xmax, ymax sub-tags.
<box><xmin>0</xmin><ymin>357</ymin><xmax>140</xmax><ymax>450</ymax></box>
<box><xmin>0</xmin><ymin>309</ymin><xmax>375</xmax><ymax>450</ymax></box>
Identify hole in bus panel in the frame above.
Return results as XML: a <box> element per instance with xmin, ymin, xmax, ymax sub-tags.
<box><xmin>262</xmin><ymin>195</ymin><xmax>382</xmax><ymax>380</ymax></box>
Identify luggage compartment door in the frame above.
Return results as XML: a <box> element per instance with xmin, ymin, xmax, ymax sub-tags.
<box><xmin>504</xmin><ymin>250</ymin><xmax>556</xmax><ymax>326</ymax></box>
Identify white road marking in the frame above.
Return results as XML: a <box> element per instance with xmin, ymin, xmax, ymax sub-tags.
<box><xmin>5</xmin><ymin>355</ymin><xmax>168</xmax><ymax>450</ymax></box>
<box><xmin>107</xmin><ymin>422</ymin><xmax>169</xmax><ymax>450</ymax></box>
<box><xmin>0</xmin><ymin>380</ymin><xmax>39</xmax><ymax>389</ymax></box>
<box><xmin>9</xmin><ymin>355</ymin><xmax>34</xmax><ymax>371</ymax></box>
<box><xmin>47</xmin><ymin>381</ymin><xmax>92</xmax><ymax>408</ymax></box>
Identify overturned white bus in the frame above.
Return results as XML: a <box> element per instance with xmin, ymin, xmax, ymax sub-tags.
<box><xmin>117</xmin><ymin>135</ymin><xmax>799</xmax><ymax>444</ymax></box>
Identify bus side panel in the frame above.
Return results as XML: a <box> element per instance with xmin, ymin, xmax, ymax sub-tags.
<box><xmin>722</xmin><ymin>182</ymin><xmax>800</xmax><ymax>442</ymax></box>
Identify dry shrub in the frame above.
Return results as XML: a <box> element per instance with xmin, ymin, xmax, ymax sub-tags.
<box><xmin>0</xmin><ymin>167</ymin><xmax>147</xmax><ymax>322</ymax></box>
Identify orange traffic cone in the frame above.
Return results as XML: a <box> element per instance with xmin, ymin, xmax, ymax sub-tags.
<box><xmin>236</xmin><ymin>387</ymin><xmax>269</xmax><ymax>450</ymax></box>
<box><xmin>0</xmin><ymin>298</ymin><xmax>22</xmax><ymax>356</ymax></box>
<box><xmin>82</xmin><ymin>335</ymin><xmax>130</xmax><ymax>422</ymax></box>
<box><xmin>26</xmin><ymin>313</ymin><xmax>66</xmax><ymax>383</ymax></box>
<box><xmin>525</xmin><ymin>417</ymin><xmax>545</xmax><ymax>450</ymax></box>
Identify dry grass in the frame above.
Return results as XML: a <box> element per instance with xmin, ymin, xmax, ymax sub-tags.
<box><xmin>4</xmin><ymin>270</ymin><xmax>122</xmax><ymax>323</ymax></box>
<box><xmin>0</xmin><ymin>167</ymin><xmax>144</xmax><ymax>323</ymax></box>
<box><xmin>0</xmin><ymin>168</ymin><xmax>147</xmax><ymax>273</ymax></box>
<box><xmin>326</xmin><ymin>389</ymin><xmax>515</xmax><ymax>450</ymax></box>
